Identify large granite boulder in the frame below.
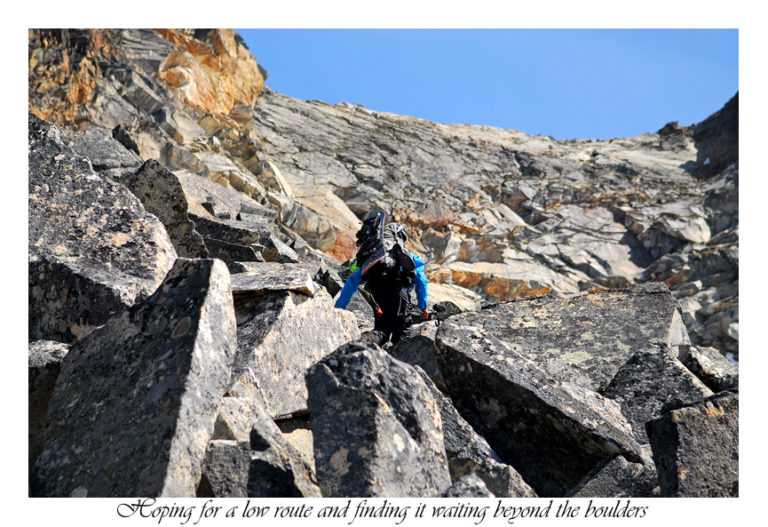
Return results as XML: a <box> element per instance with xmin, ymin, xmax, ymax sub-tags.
<box><xmin>646</xmin><ymin>391</ymin><xmax>738</xmax><ymax>497</ymax></box>
<box><xmin>28</xmin><ymin>114</ymin><xmax>177</xmax><ymax>342</ymax></box>
<box><xmin>31</xmin><ymin>258</ymin><xmax>237</xmax><ymax>497</ymax></box>
<box><xmin>441</xmin><ymin>283</ymin><xmax>690</xmax><ymax>392</ymax></box>
<box><xmin>601</xmin><ymin>346</ymin><xmax>713</xmax><ymax>444</ymax></box>
<box><xmin>306</xmin><ymin>342</ymin><xmax>452</xmax><ymax>497</ymax></box>
<box><xmin>435</xmin><ymin>323</ymin><xmax>644</xmax><ymax>496</ymax></box>
<box><xmin>63</xmin><ymin>125</ymin><xmax>143</xmax><ymax>180</ymax></box>
<box><xmin>228</xmin><ymin>286</ymin><xmax>359</xmax><ymax>417</ymax></box>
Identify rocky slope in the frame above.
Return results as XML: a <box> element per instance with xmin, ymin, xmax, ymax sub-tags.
<box><xmin>28</xmin><ymin>29</ymin><xmax>738</xmax><ymax>498</ymax></box>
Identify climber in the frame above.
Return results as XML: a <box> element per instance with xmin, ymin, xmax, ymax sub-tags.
<box><xmin>335</xmin><ymin>211</ymin><xmax>429</xmax><ymax>346</ymax></box>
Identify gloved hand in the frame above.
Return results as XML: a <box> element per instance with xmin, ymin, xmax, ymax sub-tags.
<box><xmin>421</xmin><ymin>308</ymin><xmax>430</xmax><ymax>320</ymax></box>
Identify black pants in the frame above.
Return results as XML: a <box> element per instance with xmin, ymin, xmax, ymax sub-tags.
<box><xmin>365</xmin><ymin>281</ymin><xmax>411</xmax><ymax>346</ymax></box>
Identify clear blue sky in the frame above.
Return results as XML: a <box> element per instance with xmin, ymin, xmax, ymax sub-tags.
<box><xmin>236</xmin><ymin>29</ymin><xmax>738</xmax><ymax>141</ymax></box>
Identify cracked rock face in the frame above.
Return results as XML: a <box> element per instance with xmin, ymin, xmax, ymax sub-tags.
<box><xmin>306</xmin><ymin>342</ymin><xmax>451</xmax><ymax>497</ymax></box>
<box><xmin>31</xmin><ymin>258</ymin><xmax>237</xmax><ymax>497</ymax></box>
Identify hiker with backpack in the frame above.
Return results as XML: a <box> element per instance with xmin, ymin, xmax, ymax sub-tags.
<box><xmin>335</xmin><ymin>211</ymin><xmax>429</xmax><ymax>346</ymax></box>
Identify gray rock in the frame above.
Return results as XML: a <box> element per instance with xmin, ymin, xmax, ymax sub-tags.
<box><xmin>65</xmin><ymin>126</ymin><xmax>142</xmax><ymax>178</ymax></box>
<box><xmin>432</xmin><ymin>301</ymin><xmax>464</xmax><ymax>321</ymax></box>
<box><xmin>112</xmin><ymin>125</ymin><xmax>141</xmax><ymax>155</ymax></box>
<box><xmin>646</xmin><ymin>391</ymin><xmax>738</xmax><ymax>497</ymax></box>
<box><xmin>435</xmin><ymin>323</ymin><xmax>644</xmax><ymax>497</ymax></box>
<box><xmin>268</xmin><ymin>193</ymin><xmax>337</xmax><ymax>251</ymax></box>
<box><xmin>197</xmin><ymin>440</ymin><xmax>252</xmax><ymax>497</ymax></box>
<box><xmin>247</xmin><ymin>405</ymin><xmax>322</xmax><ymax>497</ymax></box>
<box><xmin>205</xmin><ymin>237</ymin><xmax>265</xmax><ymax>267</ymax></box>
<box><xmin>601</xmin><ymin>347</ymin><xmax>713</xmax><ymax>444</ymax></box>
<box><xmin>229</xmin><ymin>289</ymin><xmax>359</xmax><ymax>416</ymax></box>
<box><xmin>442</xmin><ymin>283</ymin><xmax>690</xmax><ymax>392</ymax></box>
<box><xmin>389</xmin><ymin>321</ymin><xmax>446</xmax><ymax>390</ymax></box>
<box><xmin>28</xmin><ymin>340</ymin><xmax>70</xmax><ymax>477</ymax></box>
<box><xmin>259</xmin><ymin>232</ymin><xmax>301</xmax><ymax>263</ymax></box>
<box><xmin>31</xmin><ymin>258</ymin><xmax>237</xmax><ymax>497</ymax></box>
<box><xmin>28</xmin><ymin>114</ymin><xmax>177</xmax><ymax>343</ymax></box>
<box><xmin>440</xmin><ymin>473</ymin><xmax>495</xmax><ymax>497</ymax></box>
<box><xmin>200</xmin><ymin>397</ymin><xmax>321</xmax><ymax>497</ymax></box>
<box><xmin>160</xmin><ymin>141</ymin><xmax>208</xmax><ymax>174</ymax></box>
<box><xmin>681</xmin><ymin>345</ymin><xmax>738</xmax><ymax>392</ymax></box>
<box><xmin>191</xmin><ymin>213</ymin><xmax>277</xmax><ymax>247</ymax></box>
<box><xmin>306</xmin><ymin>342</ymin><xmax>452</xmax><ymax>497</ymax></box>
<box><xmin>120</xmin><ymin>159</ymin><xmax>209</xmax><ymax>258</ymax></box>
<box><xmin>566</xmin><ymin>455</ymin><xmax>658</xmax><ymax>498</ymax></box>
<box><xmin>213</xmin><ymin>395</ymin><xmax>273</xmax><ymax>441</ymax></box>
<box><xmin>413</xmin><ymin>368</ymin><xmax>536</xmax><ymax>497</ymax></box>
<box><xmin>231</xmin><ymin>265</ymin><xmax>317</xmax><ymax>305</ymax></box>
<box><xmin>314</xmin><ymin>260</ymin><xmax>345</xmax><ymax>297</ymax></box>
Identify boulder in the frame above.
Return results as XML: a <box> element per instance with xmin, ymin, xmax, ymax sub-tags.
<box><xmin>442</xmin><ymin>283</ymin><xmax>691</xmax><ymax>392</ymax></box>
<box><xmin>259</xmin><ymin>232</ymin><xmax>301</xmax><ymax>263</ymax></box>
<box><xmin>566</xmin><ymin>455</ymin><xmax>658</xmax><ymax>498</ymax></box>
<box><xmin>197</xmin><ymin>440</ymin><xmax>252</xmax><ymax>497</ymax></box>
<box><xmin>306</xmin><ymin>342</ymin><xmax>452</xmax><ymax>497</ymax></box>
<box><xmin>119</xmin><ymin>159</ymin><xmax>209</xmax><ymax>258</ymax></box>
<box><xmin>601</xmin><ymin>346</ymin><xmax>713</xmax><ymax>444</ymax></box>
<box><xmin>206</xmin><ymin>238</ymin><xmax>265</xmax><ymax>267</ymax></box>
<box><xmin>435</xmin><ymin>323</ymin><xmax>644</xmax><ymax>496</ymax></box>
<box><xmin>31</xmin><ymin>258</ymin><xmax>237</xmax><ymax>497</ymax></box>
<box><xmin>229</xmin><ymin>289</ymin><xmax>359</xmax><ymax>416</ymax></box>
<box><xmin>212</xmin><ymin>395</ymin><xmax>273</xmax><ymax>441</ymax></box>
<box><xmin>231</xmin><ymin>264</ymin><xmax>317</xmax><ymax>306</ymax></box>
<box><xmin>247</xmin><ymin>406</ymin><xmax>322</xmax><ymax>497</ymax></box>
<box><xmin>64</xmin><ymin>126</ymin><xmax>143</xmax><ymax>180</ymax></box>
<box><xmin>681</xmin><ymin>345</ymin><xmax>738</xmax><ymax>392</ymax></box>
<box><xmin>174</xmin><ymin>168</ymin><xmax>278</xmax><ymax>221</ymax></box>
<box><xmin>267</xmin><ymin>191</ymin><xmax>338</xmax><ymax>251</ymax></box>
<box><xmin>440</xmin><ymin>473</ymin><xmax>495</xmax><ymax>498</ymax></box>
<box><xmin>28</xmin><ymin>114</ymin><xmax>177</xmax><ymax>342</ymax></box>
<box><xmin>646</xmin><ymin>391</ymin><xmax>738</xmax><ymax>497</ymax></box>
<box><xmin>200</xmin><ymin>396</ymin><xmax>321</xmax><ymax>497</ymax></box>
<box><xmin>28</xmin><ymin>340</ymin><xmax>70</xmax><ymax>476</ymax></box>
<box><xmin>414</xmin><ymin>368</ymin><xmax>536</xmax><ymax>497</ymax></box>
<box><xmin>191</xmin><ymin>214</ymin><xmax>276</xmax><ymax>247</ymax></box>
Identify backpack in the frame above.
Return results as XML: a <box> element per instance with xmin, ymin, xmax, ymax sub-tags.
<box><xmin>354</xmin><ymin>212</ymin><xmax>415</xmax><ymax>287</ymax></box>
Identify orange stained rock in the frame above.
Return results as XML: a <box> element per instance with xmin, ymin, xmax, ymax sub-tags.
<box><xmin>325</xmin><ymin>228</ymin><xmax>357</xmax><ymax>263</ymax></box>
<box><xmin>450</xmin><ymin>268</ymin><xmax>551</xmax><ymax>300</ymax></box>
<box><xmin>156</xmin><ymin>29</ymin><xmax>265</xmax><ymax>120</ymax></box>
<box><xmin>28</xmin><ymin>29</ymin><xmax>116</xmax><ymax>127</ymax></box>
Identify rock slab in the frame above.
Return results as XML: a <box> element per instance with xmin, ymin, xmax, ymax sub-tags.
<box><xmin>31</xmin><ymin>258</ymin><xmax>237</xmax><ymax>497</ymax></box>
<box><xmin>441</xmin><ymin>283</ymin><xmax>691</xmax><ymax>392</ymax></box>
<box><xmin>306</xmin><ymin>342</ymin><xmax>452</xmax><ymax>497</ymax></box>
<box><xmin>436</xmin><ymin>322</ymin><xmax>644</xmax><ymax>496</ymax></box>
